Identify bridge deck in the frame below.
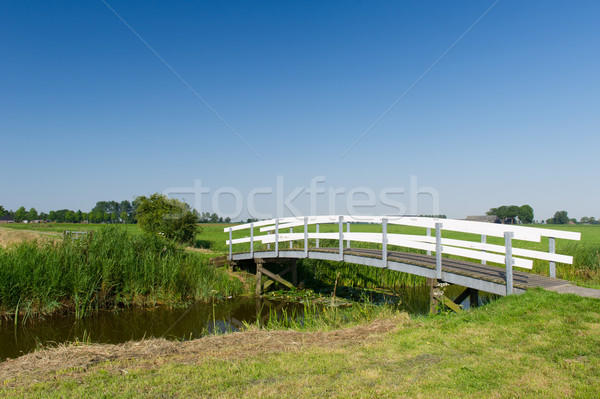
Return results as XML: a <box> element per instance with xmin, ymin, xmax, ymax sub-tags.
<box><xmin>231</xmin><ymin>247</ymin><xmax>573</xmax><ymax>296</ymax></box>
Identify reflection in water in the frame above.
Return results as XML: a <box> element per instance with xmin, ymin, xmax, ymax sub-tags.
<box><xmin>0</xmin><ymin>285</ymin><xmax>496</xmax><ymax>361</ymax></box>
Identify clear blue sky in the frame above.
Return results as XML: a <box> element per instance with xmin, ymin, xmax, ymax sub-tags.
<box><xmin>1</xmin><ymin>1</ymin><xmax>599</xmax><ymax>221</ymax></box>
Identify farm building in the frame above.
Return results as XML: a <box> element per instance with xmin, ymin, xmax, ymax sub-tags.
<box><xmin>464</xmin><ymin>215</ymin><xmax>499</xmax><ymax>223</ymax></box>
<box><xmin>0</xmin><ymin>215</ymin><xmax>15</xmax><ymax>224</ymax></box>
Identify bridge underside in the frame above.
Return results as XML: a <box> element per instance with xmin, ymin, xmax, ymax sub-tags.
<box><xmin>231</xmin><ymin>247</ymin><xmax>572</xmax><ymax>297</ymax></box>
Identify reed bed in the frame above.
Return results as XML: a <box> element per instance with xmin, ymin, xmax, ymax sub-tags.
<box><xmin>252</xmin><ymin>297</ymin><xmax>398</xmax><ymax>332</ymax></box>
<box><xmin>0</xmin><ymin>226</ymin><xmax>243</xmax><ymax>320</ymax></box>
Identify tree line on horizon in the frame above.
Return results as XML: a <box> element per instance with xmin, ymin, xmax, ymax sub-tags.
<box><xmin>0</xmin><ymin>201</ymin><xmax>233</xmax><ymax>224</ymax></box>
<box><xmin>485</xmin><ymin>205</ymin><xmax>598</xmax><ymax>225</ymax></box>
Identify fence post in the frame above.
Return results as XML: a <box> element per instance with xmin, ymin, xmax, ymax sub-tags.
<box><xmin>338</xmin><ymin>216</ymin><xmax>344</xmax><ymax>261</ymax></box>
<box><xmin>382</xmin><ymin>218</ymin><xmax>388</xmax><ymax>268</ymax></box>
<box><xmin>481</xmin><ymin>234</ymin><xmax>487</xmax><ymax>265</ymax></box>
<box><xmin>426</xmin><ymin>227</ymin><xmax>431</xmax><ymax>256</ymax></box>
<box><xmin>250</xmin><ymin>223</ymin><xmax>254</xmax><ymax>257</ymax></box>
<box><xmin>316</xmin><ymin>224</ymin><xmax>320</xmax><ymax>248</ymax></box>
<box><xmin>505</xmin><ymin>232</ymin><xmax>514</xmax><ymax>295</ymax></box>
<box><xmin>228</xmin><ymin>228</ymin><xmax>232</xmax><ymax>260</ymax></box>
<box><xmin>549</xmin><ymin>237</ymin><xmax>556</xmax><ymax>278</ymax></box>
<box><xmin>304</xmin><ymin>217</ymin><xmax>308</xmax><ymax>257</ymax></box>
<box><xmin>275</xmin><ymin>219</ymin><xmax>279</xmax><ymax>257</ymax></box>
<box><xmin>435</xmin><ymin>223</ymin><xmax>443</xmax><ymax>280</ymax></box>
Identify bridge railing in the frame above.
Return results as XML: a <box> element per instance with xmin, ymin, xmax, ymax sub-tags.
<box><xmin>225</xmin><ymin>216</ymin><xmax>580</xmax><ymax>294</ymax></box>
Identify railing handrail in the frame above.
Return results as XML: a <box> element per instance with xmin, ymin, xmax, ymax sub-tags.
<box><xmin>225</xmin><ymin>215</ymin><xmax>581</xmax><ymax>294</ymax></box>
<box><xmin>226</xmin><ymin>215</ymin><xmax>580</xmax><ymax>241</ymax></box>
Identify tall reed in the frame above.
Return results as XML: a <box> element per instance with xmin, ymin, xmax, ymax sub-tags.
<box><xmin>0</xmin><ymin>226</ymin><xmax>243</xmax><ymax>319</ymax></box>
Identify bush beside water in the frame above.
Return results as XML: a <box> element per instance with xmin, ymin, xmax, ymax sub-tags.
<box><xmin>0</xmin><ymin>226</ymin><xmax>243</xmax><ymax>319</ymax></box>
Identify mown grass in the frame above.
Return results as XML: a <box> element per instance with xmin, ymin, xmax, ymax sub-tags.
<box><xmin>3</xmin><ymin>289</ymin><xmax>599</xmax><ymax>398</ymax></box>
<box><xmin>0</xmin><ymin>226</ymin><xmax>244</xmax><ymax>320</ymax></box>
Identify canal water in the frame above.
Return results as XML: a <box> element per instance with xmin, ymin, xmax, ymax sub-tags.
<box><xmin>0</xmin><ymin>285</ymin><xmax>495</xmax><ymax>361</ymax></box>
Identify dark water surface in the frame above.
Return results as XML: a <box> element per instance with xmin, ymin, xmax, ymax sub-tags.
<box><xmin>0</xmin><ymin>285</ymin><xmax>495</xmax><ymax>361</ymax></box>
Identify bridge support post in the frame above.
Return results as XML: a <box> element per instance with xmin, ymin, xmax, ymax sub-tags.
<box><xmin>255</xmin><ymin>259</ymin><xmax>264</xmax><ymax>296</ymax></box>
<box><xmin>549</xmin><ymin>237</ymin><xmax>556</xmax><ymax>278</ymax></box>
<box><xmin>505</xmin><ymin>232</ymin><xmax>514</xmax><ymax>295</ymax></box>
<box><xmin>256</xmin><ymin>259</ymin><xmax>296</xmax><ymax>294</ymax></box>
<box><xmin>428</xmin><ymin>278</ymin><xmax>439</xmax><ymax>314</ymax></box>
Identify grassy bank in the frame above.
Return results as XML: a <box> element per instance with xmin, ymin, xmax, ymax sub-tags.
<box><xmin>0</xmin><ymin>226</ymin><xmax>244</xmax><ymax>320</ymax></box>
<box><xmin>1</xmin><ymin>289</ymin><xmax>598</xmax><ymax>397</ymax></box>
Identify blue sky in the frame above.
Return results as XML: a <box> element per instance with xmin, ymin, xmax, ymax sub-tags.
<box><xmin>1</xmin><ymin>1</ymin><xmax>599</xmax><ymax>220</ymax></box>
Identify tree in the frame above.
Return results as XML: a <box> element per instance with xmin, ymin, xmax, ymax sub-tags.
<box><xmin>487</xmin><ymin>206</ymin><xmax>509</xmax><ymax>223</ymax></box>
<box><xmin>28</xmin><ymin>208</ymin><xmax>38</xmax><ymax>221</ymax></box>
<box><xmin>506</xmin><ymin>205</ymin><xmax>519</xmax><ymax>224</ymax></box>
<box><xmin>517</xmin><ymin>205</ymin><xmax>534</xmax><ymax>224</ymax></box>
<box><xmin>0</xmin><ymin>205</ymin><xmax>6</xmax><ymax>217</ymax></box>
<box><xmin>547</xmin><ymin>210</ymin><xmax>570</xmax><ymax>225</ymax></box>
<box><xmin>14</xmin><ymin>206</ymin><xmax>27</xmax><ymax>222</ymax></box>
<box><xmin>488</xmin><ymin>204</ymin><xmax>535</xmax><ymax>224</ymax></box>
<box><xmin>135</xmin><ymin>194</ymin><xmax>199</xmax><ymax>245</ymax></box>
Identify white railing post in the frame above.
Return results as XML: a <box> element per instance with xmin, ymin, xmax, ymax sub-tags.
<box><xmin>382</xmin><ymin>218</ymin><xmax>388</xmax><ymax>268</ymax></box>
<box><xmin>275</xmin><ymin>219</ymin><xmax>279</xmax><ymax>257</ymax></box>
<box><xmin>346</xmin><ymin>221</ymin><xmax>351</xmax><ymax>248</ymax></box>
<box><xmin>426</xmin><ymin>227</ymin><xmax>431</xmax><ymax>256</ymax></box>
<box><xmin>481</xmin><ymin>234</ymin><xmax>487</xmax><ymax>265</ymax></box>
<box><xmin>289</xmin><ymin>227</ymin><xmax>293</xmax><ymax>249</ymax></box>
<box><xmin>316</xmin><ymin>223</ymin><xmax>320</xmax><ymax>248</ymax></box>
<box><xmin>304</xmin><ymin>217</ymin><xmax>308</xmax><ymax>257</ymax></box>
<box><xmin>338</xmin><ymin>216</ymin><xmax>344</xmax><ymax>261</ymax></box>
<box><xmin>267</xmin><ymin>231</ymin><xmax>271</xmax><ymax>250</ymax></box>
<box><xmin>549</xmin><ymin>237</ymin><xmax>556</xmax><ymax>278</ymax></box>
<box><xmin>435</xmin><ymin>223</ymin><xmax>443</xmax><ymax>280</ymax></box>
<box><xmin>250</xmin><ymin>223</ymin><xmax>254</xmax><ymax>257</ymax></box>
<box><xmin>505</xmin><ymin>232</ymin><xmax>514</xmax><ymax>295</ymax></box>
<box><xmin>228</xmin><ymin>228</ymin><xmax>232</xmax><ymax>260</ymax></box>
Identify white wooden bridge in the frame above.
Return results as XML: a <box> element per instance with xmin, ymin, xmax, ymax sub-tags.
<box><xmin>223</xmin><ymin>216</ymin><xmax>582</xmax><ymax>304</ymax></box>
